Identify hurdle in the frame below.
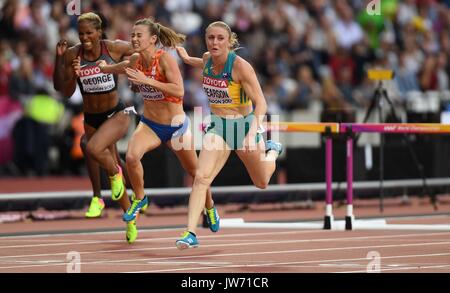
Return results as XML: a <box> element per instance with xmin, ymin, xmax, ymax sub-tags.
<box><xmin>265</xmin><ymin>122</ymin><xmax>340</xmax><ymax>229</ymax></box>
<box><xmin>340</xmin><ymin>123</ymin><xmax>450</xmax><ymax>230</ymax></box>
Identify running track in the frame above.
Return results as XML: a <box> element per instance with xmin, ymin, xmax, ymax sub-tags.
<box><xmin>1</xmin><ymin>202</ymin><xmax>450</xmax><ymax>273</ymax></box>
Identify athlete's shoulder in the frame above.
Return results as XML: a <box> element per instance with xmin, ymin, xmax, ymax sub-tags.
<box><xmin>202</xmin><ymin>51</ymin><xmax>211</xmax><ymax>63</ymax></box>
<box><xmin>105</xmin><ymin>39</ymin><xmax>133</xmax><ymax>55</ymax></box>
<box><xmin>106</xmin><ymin>39</ymin><xmax>131</xmax><ymax>49</ymax></box>
<box><xmin>233</xmin><ymin>54</ymin><xmax>251</xmax><ymax>71</ymax></box>
<box><xmin>128</xmin><ymin>52</ymin><xmax>141</xmax><ymax>68</ymax></box>
<box><xmin>159</xmin><ymin>48</ymin><xmax>175</xmax><ymax>61</ymax></box>
<box><xmin>232</xmin><ymin>54</ymin><xmax>255</xmax><ymax>82</ymax></box>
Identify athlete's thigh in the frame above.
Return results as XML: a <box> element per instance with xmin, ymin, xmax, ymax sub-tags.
<box><xmin>89</xmin><ymin>111</ymin><xmax>131</xmax><ymax>151</ymax></box>
<box><xmin>84</xmin><ymin>123</ymin><xmax>96</xmax><ymax>141</ymax></box>
<box><xmin>235</xmin><ymin>140</ymin><xmax>268</xmax><ymax>181</ymax></box>
<box><xmin>166</xmin><ymin>130</ymin><xmax>199</xmax><ymax>175</ymax></box>
<box><xmin>127</xmin><ymin>122</ymin><xmax>162</xmax><ymax>158</ymax></box>
<box><xmin>195</xmin><ymin>133</ymin><xmax>231</xmax><ymax>181</ymax></box>
<box><xmin>83</xmin><ymin>123</ymin><xmax>100</xmax><ymax>165</ymax></box>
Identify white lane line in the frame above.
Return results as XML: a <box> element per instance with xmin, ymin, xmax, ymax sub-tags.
<box><xmin>1</xmin><ymin>228</ymin><xmax>449</xmax><ymax>250</ymax></box>
<box><xmin>337</xmin><ymin>264</ymin><xmax>450</xmax><ymax>273</ymax></box>
<box><xmin>1</xmin><ymin>231</ymin><xmax>450</xmax><ymax>260</ymax></box>
<box><xmin>0</xmin><ymin>230</ymin><xmax>320</xmax><ymax>249</ymax></box>
<box><xmin>126</xmin><ymin>252</ymin><xmax>450</xmax><ymax>272</ymax></box>
<box><xmin>1</xmin><ymin>239</ymin><xmax>450</xmax><ymax>271</ymax></box>
<box><xmin>121</xmin><ymin>250</ymin><xmax>450</xmax><ymax>273</ymax></box>
<box><xmin>0</xmin><ymin>227</ymin><xmax>179</xmax><ymax>239</ymax></box>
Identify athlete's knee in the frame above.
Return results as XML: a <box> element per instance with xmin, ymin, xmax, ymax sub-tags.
<box><xmin>185</xmin><ymin>166</ymin><xmax>197</xmax><ymax>178</ymax></box>
<box><xmin>125</xmin><ymin>152</ymin><xmax>140</xmax><ymax>167</ymax></box>
<box><xmin>193</xmin><ymin>170</ymin><xmax>213</xmax><ymax>188</ymax></box>
<box><xmin>253</xmin><ymin>179</ymin><xmax>269</xmax><ymax>189</ymax></box>
<box><xmin>86</xmin><ymin>140</ymin><xmax>100</xmax><ymax>159</ymax></box>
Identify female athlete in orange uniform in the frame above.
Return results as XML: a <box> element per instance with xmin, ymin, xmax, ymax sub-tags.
<box><xmin>98</xmin><ymin>19</ymin><xmax>216</xmax><ymax>227</ymax></box>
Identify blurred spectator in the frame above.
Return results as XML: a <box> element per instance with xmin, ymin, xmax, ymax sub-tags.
<box><xmin>419</xmin><ymin>54</ymin><xmax>439</xmax><ymax>91</ymax></box>
<box><xmin>8</xmin><ymin>55</ymin><xmax>36</xmax><ymax>104</ymax></box>
<box><xmin>289</xmin><ymin>65</ymin><xmax>321</xmax><ymax>110</ymax></box>
<box><xmin>0</xmin><ymin>0</ymin><xmax>448</xmax><ymax>176</ymax></box>
<box><xmin>0</xmin><ymin>0</ymin><xmax>21</xmax><ymax>41</ymax></box>
<box><xmin>0</xmin><ymin>52</ymin><xmax>22</xmax><ymax>173</ymax></box>
<box><xmin>329</xmin><ymin>46</ymin><xmax>356</xmax><ymax>86</ymax></box>
<box><xmin>184</xmin><ymin>66</ymin><xmax>209</xmax><ymax>112</ymax></box>
<box><xmin>394</xmin><ymin>51</ymin><xmax>420</xmax><ymax>100</ymax></box>
<box><xmin>13</xmin><ymin>88</ymin><xmax>64</xmax><ymax>176</ymax></box>
<box><xmin>332</xmin><ymin>2</ymin><xmax>364</xmax><ymax>50</ymax></box>
<box><xmin>263</xmin><ymin>80</ymin><xmax>282</xmax><ymax>115</ymax></box>
<box><xmin>320</xmin><ymin>77</ymin><xmax>354</xmax><ymax>121</ymax></box>
<box><xmin>436</xmin><ymin>52</ymin><xmax>449</xmax><ymax>92</ymax></box>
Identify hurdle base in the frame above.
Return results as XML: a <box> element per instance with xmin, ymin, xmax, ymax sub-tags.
<box><xmin>345</xmin><ymin>216</ymin><xmax>355</xmax><ymax>230</ymax></box>
<box><xmin>323</xmin><ymin>215</ymin><xmax>334</xmax><ymax>230</ymax></box>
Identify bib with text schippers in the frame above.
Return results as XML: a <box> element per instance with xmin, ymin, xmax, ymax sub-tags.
<box><xmin>137</xmin><ymin>83</ymin><xmax>165</xmax><ymax>101</ymax></box>
<box><xmin>135</xmin><ymin>49</ymin><xmax>183</xmax><ymax>104</ymax></box>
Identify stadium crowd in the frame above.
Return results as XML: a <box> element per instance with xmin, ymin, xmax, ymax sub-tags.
<box><xmin>0</xmin><ymin>0</ymin><xmax>449</xmax><ymax>176</ymax></box>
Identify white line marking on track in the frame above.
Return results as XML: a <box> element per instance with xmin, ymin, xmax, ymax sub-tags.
<box><xmin>337</xmin><ymin>264</ymin><xmax>450</xmax><ymax>273</ymax></box>
<box><xmin>1</xmin><ymin>231</ymin><xmax>450</xmax><ymax>260</ymax></box>
<box><xmin>0</xmin><ymin>230</ymin><xmax>317</xmax><ymax>249</ymax></box>
<box><xmin>1</xmin><ymin>239</ymin><xmax>450</xmax><ymax>271</ymax></box>
<box><xmin>1</xmin><ymin>230</ymin><xmax>449</xmax><ymax>251</ymax></box>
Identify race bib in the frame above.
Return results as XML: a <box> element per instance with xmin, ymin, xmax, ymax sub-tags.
<box><xmin>138</xmin><ymin>84</ymin><xmax>165</xmax><ymax>101</ymax></box>
<box><xmin>203</xmin><ymin>76</ymin><xmax>233</xmax><ymax>105</ymax></box>
<box><xmin>78</xmin><ymin>65</ymin><xmax>115</xmax><ymax>93</ymax></box>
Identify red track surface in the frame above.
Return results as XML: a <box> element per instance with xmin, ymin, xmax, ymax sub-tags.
<box><xmin>1</xmin><ymin>176</ymin><xmax>450</xmax><ymax>273</ymax></box>
<box><xmin>1</xmin><ymin>193</ymin><xmax>450</xmax><ymax>273</ymax></box>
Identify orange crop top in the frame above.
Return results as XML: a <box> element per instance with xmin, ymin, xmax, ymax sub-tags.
<box><xmin>135</xmin><ymin>49</ymin><xmax>182</xmax><ymax>104</ymax></box>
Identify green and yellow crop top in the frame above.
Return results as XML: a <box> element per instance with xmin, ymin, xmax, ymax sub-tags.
<box><xmin>202</xmin><ymin>51</ymin><xmax>252</xmax><ymax>108</ymax></box>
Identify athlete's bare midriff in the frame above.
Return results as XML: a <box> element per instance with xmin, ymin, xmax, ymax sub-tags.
<box><xmin>142</xmin><ymin>100</ymin><xmax>185</xmax><ymax>125</ymax></box>
<box><xmin>82</xmin><ymin>91</ymin><xmax>120</xmax><ymax>114</ymax></box>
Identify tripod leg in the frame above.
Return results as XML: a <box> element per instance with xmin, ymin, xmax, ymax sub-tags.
<box><xmin>381</xmin><ymin>90</ymin><xmax>437</xmax><ymax>210</ymax></box>
<box><xmin>356</xmin><ymin>88</ymin><xmax>380</xmax><ymax>143</ymax></box>
<box><xmin>358</xmin><ymin>86</ymin><xmax>384</xmax><ymax>210</ymax></box>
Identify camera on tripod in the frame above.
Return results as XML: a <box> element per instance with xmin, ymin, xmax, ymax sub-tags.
<box><xmin>367</xmin><ymin>69</ymin><xmax>395</xmax><ymax>81</ymax></box>
<box><xmin>361</xmin><ymin>68</ymin><xmax>433</xmax><ymax>212</ymax></box>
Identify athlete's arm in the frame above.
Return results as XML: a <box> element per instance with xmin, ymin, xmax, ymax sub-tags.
<box><xmin>107</xmin><ymin>39</ymin><xmax>135</xmax><ymax>61</ymax></box>
<box><xmin>98</xmin><ymin>52</ymin><xmax>139</xmax><ymax>74</ymax></box>
<box><xmin>234</xmin><ymin>57</ymin><xmax>267</xmax><ymax>129</ymax></box>
<box><xmin>175</xmin><ymin>46</ymin><xmax>205</xmax><ymax>68</ymax></box>
<box><xmin>53</xmin><ymin>40</ymin><xmax>67</xmax><ymax>92</ymax></box>
<box><xmin>53</xmin><ymin>44</ymin><xmax>79</xmax><ymax>98</ymax></box>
